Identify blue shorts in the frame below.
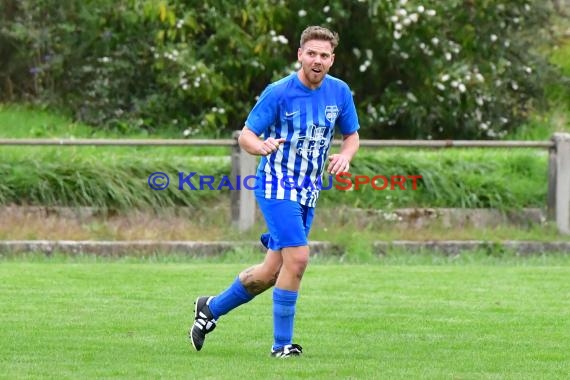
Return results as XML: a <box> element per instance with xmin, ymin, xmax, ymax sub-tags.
<box><xmin>256</xmin><ymin>196</ymin><xmax>315</xmax><ymax>251</ymax></box>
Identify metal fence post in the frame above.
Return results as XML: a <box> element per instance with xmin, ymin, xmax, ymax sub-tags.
<box><xmin>552</xmin><ymin>133</ymin><xmax>570</xmax><ymax>234</ymax></box>
<box><xmin>230</xmin><ymin>131</ymin><xmax>257</xmax><ymax>231</ymax></box>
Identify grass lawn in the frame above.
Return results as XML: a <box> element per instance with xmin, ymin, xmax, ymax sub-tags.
<box><xmin>0</xmin><ymin>103</ymin><xmax>232</xmax><ymax>158</ymax></box>
<box><xmin>1</xmin><ymin>256</ymin><xmax>569</xmax><ymax>379</ymax></box>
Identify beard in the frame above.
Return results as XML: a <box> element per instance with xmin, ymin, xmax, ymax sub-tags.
<box><xmin>304</xmin><ymin>66</ymin><xmax>326</xmax><ymax>85</ymax></box>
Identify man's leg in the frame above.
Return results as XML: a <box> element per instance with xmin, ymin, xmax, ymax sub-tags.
<box><xmin>272</xmin><ymin>245</ymin><xmax>309</xmax><ymax>354</ymax></box>
<box><xmin>190</xmin><ymin>249</ymin><xmax>282</xmax><ymax>351</ymax></box>
<box><xmin>238</xmin><ymin>249</ymin><xmax>283</xmax><ymax>294</ymax></box>
<box><xmin>256</xmin><ymin>201</ymin><xmax>313</xmax><ymax>357</ymax></box>
<box><xmin>209</xmin><ymin>249</ymin><xmax>283</xmax><ymax>318</ymax></box>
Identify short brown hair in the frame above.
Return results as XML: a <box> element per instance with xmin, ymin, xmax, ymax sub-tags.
<box><xmin>299</xmin><ymin>26</ymin><xmax>339</xmax><ymax>50</ymax></box>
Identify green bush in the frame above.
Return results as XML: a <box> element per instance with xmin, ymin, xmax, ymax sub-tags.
<box><xmin>320</xmin><ymin>149</ymin><xmax>547</xmax><ymax>210</ymax></box>
<box><xmin>0</xmin><ymin>148</ymin><xmax>548</xmax><ymax>210</ymax></box>
<box><xmin>0</xmin><ymin>150</ymin><xmax>228</xmax><ymax>210</ymax></box>
<box><xmin>0</xmin><ymin>0</ymin><xmax>565</xmax><ymax>139</ymax></box>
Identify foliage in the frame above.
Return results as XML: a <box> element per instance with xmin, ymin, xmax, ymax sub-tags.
<box><xmin>291</xmin><ymin>0</ymin><xmax>563</xmax><ymax>139</ymax></box>
<box><xmin>546</xmin><ymin>29</ymin><xmax>570</xmax><ymax>106</ymax></box>
<box><xmin>0</xmin><ymin>150</ymin><xmax>227</xmax><ymax>210</ymax></box>
<box><xmin>0</xmin><ymin>147</ymin><xmax>547</xmax><ymax>210</ymax></box>
<box><xmin>0</xmin><ymin>0</ymin><xmax>565</xmax><ymax>139</ymax></box>
<box><xmin>319</xmin><ymin>148</ymin><xmax>547</xmax><ymax>210</ymax></box>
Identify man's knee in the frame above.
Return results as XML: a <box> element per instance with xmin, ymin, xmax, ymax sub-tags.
<box><xmin>283</xmin><ymin>247</ymin><xmax>309</xmax><ymax>279</ymax></box>
<box><xmin>293</xmin><ymin>255</ymin><xmax>309</xmax><ymax>271</ymax></box>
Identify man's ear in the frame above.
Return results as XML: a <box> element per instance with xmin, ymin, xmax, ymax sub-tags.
<box><xmin>297</xmin><ymin>47</ymin><xmax>302</xmax><ymax>62</ymax></box>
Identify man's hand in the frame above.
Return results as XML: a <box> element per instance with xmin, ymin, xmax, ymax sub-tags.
<box><xmin>327</xmin><ymin>153</ymin><xmax>350</xmax><ymax>175</ymax></box>
<box><xmin>257</xmin><ymin>137</ymin><xmax>286</xmax><ymax>156</ymax></box>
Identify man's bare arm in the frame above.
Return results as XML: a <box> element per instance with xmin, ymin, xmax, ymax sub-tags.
<box><xmin>327</xmin><ymin>131</ymin><xmax>360</xmax><ymax>174</ymax></box>
<box><xmin>238</xmin><ymin>126</ymin><xmax>286</xmax><ymax>156</ymax></box>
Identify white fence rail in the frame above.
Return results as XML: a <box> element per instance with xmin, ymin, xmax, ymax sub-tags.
<box><xmin>1</xmin><ymin>132</ymin><xmax>569</xmax><ymax>234</ymax></box>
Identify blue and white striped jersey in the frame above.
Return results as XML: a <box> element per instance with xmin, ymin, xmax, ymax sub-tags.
<box><xmin>245</xmin><ymin>72</ymin><xmax>360</xmax><ymax>207</ymax></box>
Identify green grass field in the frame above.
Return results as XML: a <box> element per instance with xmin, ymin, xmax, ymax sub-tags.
<box><xmin>1</xmin><ymin>255</ymin><xmax>569</xmax><ymax>379</ymax></box>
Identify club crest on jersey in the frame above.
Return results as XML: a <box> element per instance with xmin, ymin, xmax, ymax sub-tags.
<box><xmin>325</xmin><ymin>105</ymin><xmax>339</xmax><ymax>123</ymax></box>
<box><xmin>296</xmin><ymin>124</ymin><xmax>328</xmax><ymax>159</ymax></box>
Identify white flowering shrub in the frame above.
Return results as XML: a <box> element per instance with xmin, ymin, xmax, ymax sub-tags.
<box><xmin>0</xmin><ymin>0</ymin><xmax>563</xmax><ymax>138</ymax></box>
<box><xmin>285</xmin><ymin>0</ymin><xmax>560</xmax><ymax>139</ymax></box>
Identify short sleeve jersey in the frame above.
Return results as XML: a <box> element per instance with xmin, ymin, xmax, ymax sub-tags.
<box><xmin>245</xmin><ymin>72</ymin><xmax>360</xmax><ymax>207</ymax></box>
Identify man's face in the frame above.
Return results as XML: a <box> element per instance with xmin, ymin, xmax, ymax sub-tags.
<box><xmin>297</xmin><ymin>39</ymin><xmax>335</xmax><ymax>89</ymax></box>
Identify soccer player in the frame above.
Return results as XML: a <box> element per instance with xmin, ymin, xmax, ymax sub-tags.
<box><xmin>190</xmin><ymin>25</ymin><xmax>360</xmax><ymax>358</ymax></box>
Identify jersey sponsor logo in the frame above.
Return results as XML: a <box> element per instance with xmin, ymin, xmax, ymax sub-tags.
<box><xmin>295</xmin><ymin>124</ymin><xmax>328</xmax><ymax>158</ymax></box>
<box><xmin>325</xmin><ymin>105</ymin><xmax>339</xmax><ymax>123</ymax></box>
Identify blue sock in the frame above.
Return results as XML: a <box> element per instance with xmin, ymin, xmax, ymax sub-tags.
<box><xmin>272</xmin><ymin>288</ymin><xmax>298</xmax><ymax>351</ymax></box>
<box><xmin>208</xmin><ymin>277</ymin><xmax>254</xmax><ymax>319</ymax></box>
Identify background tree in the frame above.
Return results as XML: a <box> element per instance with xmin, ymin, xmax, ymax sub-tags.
<box><xmin>0</xmin><ymin>0</ymin><xmax>566</xmax><ymax>139</ymax></box>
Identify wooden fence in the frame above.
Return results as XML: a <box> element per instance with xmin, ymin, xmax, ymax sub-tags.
<box><xmin>1</xmin><ymin>132</ymin><xmax>569</xmax><ymax>234</ymax></box>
